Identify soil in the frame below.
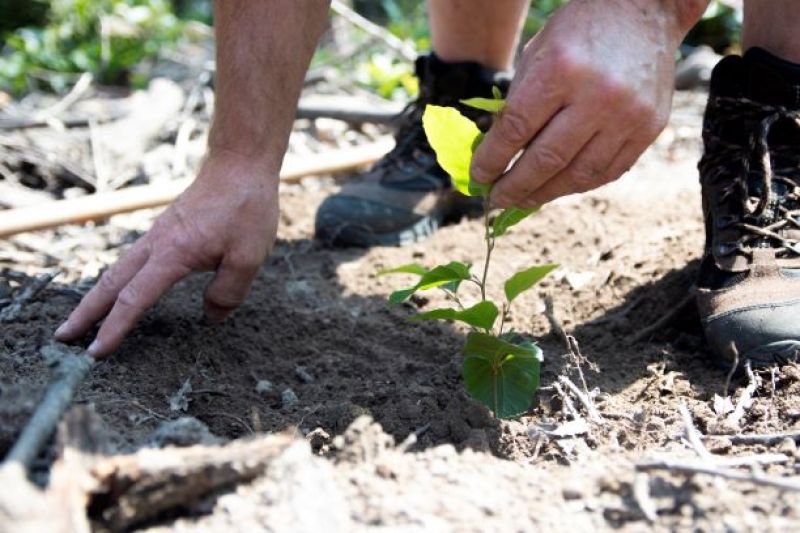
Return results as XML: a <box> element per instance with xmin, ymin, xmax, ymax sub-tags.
<box><xmin>2</xmin><ymin>91</ymin><xmax>800</xmax><ymax>531</ymax></box>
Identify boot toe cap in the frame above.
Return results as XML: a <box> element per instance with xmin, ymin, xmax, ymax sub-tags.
<box><xmin>704</xmin><ymin>299</ymin><xmax>800</xmax><ymax>369</ymax></box>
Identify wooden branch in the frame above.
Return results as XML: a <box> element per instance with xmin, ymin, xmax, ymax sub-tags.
<box><xmin>296</xmin><ymin>97</ymin><xmax>403</xmax><ymax>125</ymax></box>
<box><xmin>4</xmin><ymin>344</ymin><xmax>94</xmax><ymax>469</ymax></box>
<box><xmin>637</xmin><ymin>460</ymin><xmax>800</xmax><ymax>491</ymax></box>
<box><xmin>330</xmin><ymin>0</ymin><xmax>417</xmax><ymax>61</ymax></box>
<box><xmin>710</xmin><ymin>432</ymin><xmax>800</xmax><ymax>446</ymax></box>
<box><xmin>86</xmin><ymin>433</ymin><xmax>294</xmax><ymax>531</ymax></box>
<box><xmin>0</xmin><ymin>270</ymin><xmax>60</xmax><ymax>323</ymax></box>
<box><xmin>0</xmin><ymin>139</ymin><xmax>393</xmax><ymax>238</ymax></box>
<box><xmin>630</xmin><ymin>292</ymin><xmax>695</xmax><ymax>343</ymax></box>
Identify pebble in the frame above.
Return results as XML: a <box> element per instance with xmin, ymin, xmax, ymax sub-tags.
<box><xmin>295</xmin><ymin>366</ymin><xmax>315</xmax><ymax>384</ymax></box>
<box><xmin>255</xmin><ymin>380</ymin><xmax>273</xmax><ymax>395</ymax></box>
<box><xmin>282</xmin><ymin>387</ymin><xmax>299</xmax><ymax>409</ymax></box>
<box><xmin>778</xmin><ymin>437</ymin><xmax>797</xmax><ymax>455</ymax></box>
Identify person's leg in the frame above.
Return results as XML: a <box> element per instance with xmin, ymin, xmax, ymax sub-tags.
<box><xmin>695</xmin><ymin>0</ymin><xmax>800</xmax><ymax>368</ymax></box>
<box><xmin>315</xmin><ymin>2</ymin><xmax>530</xmax><ymax>247</ymax></box>
<box><xmin>742</xmin><ymin>0</ymin><xmax>800</xmax><ymax>62</ymax></box>
<box><xmin>429</xmin><ymin>0</ymin><xmax>530</xmax><ymax>70</ymax></box>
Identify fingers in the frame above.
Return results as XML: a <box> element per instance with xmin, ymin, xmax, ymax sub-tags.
<box><xmin>489</xmin><ymin>105</ymin><xmax>599</xmax><ymax>207</ymax></box>
<box><xmin>54</xmin><ymin>243</ymin><xmax>149</xmax><ymax>343</ymax></box>
<box><xmin>203</xmin><ymin>255</ymin><xmax>260</xmax><ymax>322</ymax></box>
<box><xmin>89</xmin><ymin>259</ymin><xmax>189</xmax><ymax>358</ymax></box>
<box><xmin>470</xmin><ymin>76</ymin><xmax>563</xmax><ymax>185</ymax></box>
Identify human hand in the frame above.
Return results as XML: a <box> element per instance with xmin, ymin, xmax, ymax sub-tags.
<box><xmin>54</xmin><ymin>151</ymin><xmax>279</xmax><ymax>358</ymax></box>
<box><xmin>471</xmin><ymin>0</ymin><xmax>703</xmax><ymax>207</ymax></box>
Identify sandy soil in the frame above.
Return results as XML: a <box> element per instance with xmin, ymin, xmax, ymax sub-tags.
<box><xmin>2</xmin><ymin>91</ymin><xmax>800</xmax><ymax>531</ymax></box>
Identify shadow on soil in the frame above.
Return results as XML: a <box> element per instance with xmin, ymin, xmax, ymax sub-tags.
<box><xmin>1</xmin><ymin>237</ymin><xmax>724</xmax><ymax>464</ymax></box>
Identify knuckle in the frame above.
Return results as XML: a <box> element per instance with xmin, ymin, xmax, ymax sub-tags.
<box><xmin>97</xmin><ymin>268</ymin><xmax>121</xmax><ymax>293</ymax></box>
<box><xmin>495</xmin><ymin>108</ymin><xmax>531</xmax><ymax>147</ymax></box>
<box><xmin>116</xmin><ymin>285</ymin><xmax>142</xmax><ymax>310</ymax></box>
<box><xmin>569</xmin><ymin>163</ymin><xmax>602</xmax><ymax>190</ymax></box>
<box><xmin>530</xmin><ymin>145</ymin><xmax>569</xmax><ymax>175</ymax></box>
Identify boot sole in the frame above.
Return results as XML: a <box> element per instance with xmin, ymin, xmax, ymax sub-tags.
<box><xmin>712</xmin><ymin>340</ymin><xmax>800</xmax><ymax>371</ymax></box>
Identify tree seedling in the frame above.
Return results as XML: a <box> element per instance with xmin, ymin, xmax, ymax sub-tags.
<box><xmin>380</xmin><ymin>92</ymin><xmax>557</xmax><ymax>419</ymax></box>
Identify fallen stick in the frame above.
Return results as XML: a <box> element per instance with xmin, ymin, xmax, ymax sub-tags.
<box><xmin>0</xmin><ymin>270</ymin><xmax>60</xmax><ymax>323</ymax></box>
<box><xmin>86</xmin><ymin>432</ymin><xmax>294</xmax><ymax>531</ymax></box>
<box><xmin>631</xmin><ymin>292</ymin><xmax>695</xmax><ymax>343</ymax></box>
<box><xmin>4</xmin><ymin>344</ymin><xmax>94</xmax><ymax>469</ymax></box>
<box><xmin>678</xmin><ymin>402</ymin><xmax>788</xmax><ymax>467</ymax></box>
<box><xmin>636</xmin><ymin>460</ymin><xmax>800</xmax><ymax>491</ymax></box>
<box><xmin>296</xmin><ymin>98</ymin><xmax>403</xmax><ymax>125</ymax></box>
<box><xmin>330</xmin><ymin>0</ymin><xmax>417</xmax><ymax>61</ymax></box>
<box><xmin>709</xmin><ymin>432</ymin><xmax>800</xmax><ymax>446</ymax></box>
<box><xmin>0</xmin><ymin>138</ymin><xmax>393</xmax><ymax>238</ymax></box>
<box><xmin>559</xmin><ymin>376</ymin><xmax>604</xmax><ymax>424</ymax></box>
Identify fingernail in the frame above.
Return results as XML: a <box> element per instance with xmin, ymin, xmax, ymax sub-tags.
<box><xmin>87</xmin><ymin>340</ymin><xmax>101</xmax><ymax>357</ymax></box>
<box><xmin>54</xmin><ymin>322</ymin><xmax>70</xmax><ymax>339</ymax></box>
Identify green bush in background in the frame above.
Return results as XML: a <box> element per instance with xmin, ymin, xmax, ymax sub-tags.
<box><xmin>0</xmin><ymin>0</ymin><xmax>741</xmax><ymax>96</ymax></box>
<box><xmin>0</xmin><ymin>0</ymin><xmax>183</xmax><ymax>93</ymax></box>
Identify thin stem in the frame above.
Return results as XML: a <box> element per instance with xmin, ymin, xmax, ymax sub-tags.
<box><xmin>498</xmin><ymin>303</ymin><xmax>508</xmax><ymax>337</ymax></box>
<box><xmin>479</xmin><ymin>194</ymin><xmax>494</xmax><ymax>302</ymax></box>
<box><xmin>440</xmin><ymin>288</ymin><xmax>466</xmax><ymax>310</ymax></box>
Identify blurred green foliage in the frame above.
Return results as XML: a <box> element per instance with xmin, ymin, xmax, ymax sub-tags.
<box><xmin>0</xmin><ymin>0</ymin><xmax>183</xmax><ymax>93</ymax></box>
<box><xmin>0</xmin><ymin>0</ymin><xmax>742</xmax><ymax>97</ymax></box>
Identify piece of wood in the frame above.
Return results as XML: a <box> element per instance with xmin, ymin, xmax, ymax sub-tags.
<box><xmin>87</xmin><ymin>433</ymin><xmax>294</xmax><ymax>530</ymax></box>
<box><xmin>0</xmin><ymin>138</ymin><xmax>393</xmax><ymax>238</ymax></box>
<box><xmin>296</xmin><ymin>96</ymin><xmax>404</xmax><ymax>124</ymax></box>
<box><xmin>0</xmin><ymin>270</ymin><xmax>60</xmax><ymax>323</ymax></box>
<box><xmin>637</xmin><ymin>459</ymin><xmax>800</xmax><ymax>492</ymax></box>
<box><xmin>4</xmin><ymin>344</ymin><xmax>94</xmax><ymax>469</ymax></box>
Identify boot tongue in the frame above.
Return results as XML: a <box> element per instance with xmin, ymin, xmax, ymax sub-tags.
<box><xmin>743</xmin><ymin>48</ymin><xmax>800</xmax><ymax>107</ymax></box>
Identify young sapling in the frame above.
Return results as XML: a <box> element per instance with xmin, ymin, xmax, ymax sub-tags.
<box><xmin>380</xmin><ymin>91</ymin><xmax>557</xmax><ymax>419</ymax></box>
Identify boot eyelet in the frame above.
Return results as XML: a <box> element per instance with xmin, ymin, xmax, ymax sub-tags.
<box><xmin>716</xmin><ymin>242</ymin><xmax>738</xmax><ymax>256</ymax></box>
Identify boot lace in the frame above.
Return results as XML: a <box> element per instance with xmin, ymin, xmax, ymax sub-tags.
<box><xmin>699</xmin><ymin>96</ymin><xmax>800</xmax><ymax>258</ymax></box>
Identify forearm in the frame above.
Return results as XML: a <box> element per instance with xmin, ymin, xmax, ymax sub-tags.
<box><xmin>208</xmin><ymin>0</ymin><xmax>330</xmax><ymax>175</ymax></box>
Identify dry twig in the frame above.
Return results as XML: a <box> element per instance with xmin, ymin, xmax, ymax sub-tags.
<box><xmin>330</xmin><ymin>0</ymin><xmax>417</xmax><ymax>61</ymax></box>
<box><xmin>631</xmin><ymin>292</ymin><xmax>695</xmax><ymax>343</ymax></box>
<box><xmin>4</xmin><ymin>344</ymin><xmax>94</xmax><ymax>469</ymax></box>
<box><xmin>636</xmin><ymin>460</ymin><xmax>800</xmax><ymax>492</ymax></box>
<box><xmin>0</xmin><ymin>270</ymin><xmax>60</xmax><ymax>322</ymax></box>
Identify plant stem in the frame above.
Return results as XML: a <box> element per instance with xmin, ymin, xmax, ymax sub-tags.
<box><xmin>479</xmin><ymin>194</ymin><xmax>494</xmax><ymax>302</ymax></box>
<box><xmin>498</xmin><ymin>303</ymin><xmax>508</xmax><ymax>337</ymax></box>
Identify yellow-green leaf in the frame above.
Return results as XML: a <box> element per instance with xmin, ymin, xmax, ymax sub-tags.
<box><xmin>460</xmin><ymin>97</ymin><xmax>505</xmax><ymax>113</ymax></box>
<box><xmin>422</xmin><ymin>105</ymin><xmax>484</xmax><ymax>197</ymax></box>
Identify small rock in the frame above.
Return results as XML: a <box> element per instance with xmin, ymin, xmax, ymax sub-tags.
<box><xmin>295</xmin><ymin>366</ymin><xmax>315</xmax><ymax>384</ymax></box>
<box><xmin>562</xmin><ymin>486</ymin><xmax>584</xmax><ymax>501</ymax></box>
<box><xmin>778</xmin><ymin>437</ymin><xmax>797</xmax><ymax>455</ymax></box>
<box><xmin>144</xmin><ymin>417</ymin><xmax>222</xmax><ymax>448</ymax></box>
<box><xmin>282</xmin><ymin>388</ymin><xmax>299</xmax><ymax>409</ymax></box>
<box><xmin>306</xmin><ymin>427</ymin><xmax>331</xmax><ymax>454</ymax></box>
<box><xmin>255</xmin><ymin>380</ymin><xmax>273</xmax><ymax>395</ymax></box>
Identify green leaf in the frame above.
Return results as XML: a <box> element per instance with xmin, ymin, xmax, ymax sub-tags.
<box><xmin>504</xmin><ymin>264</ymin><xmax>558</xmax><ymax>303</ymax></box>
<box><xmin>388</xmin><ymin>261</ymin><xmax>472</xmax><ymax>304</ymax></box>
<box><xmin>377</xmin><ymin>263</ymin><xmax>428</xmax><ymax>277</ymax></box>
<box><xmin>422</xmin><ymin>105</ymin><xmax>485</xmax><ymax>197</ymax></box>
<box><xmin>460</xmin><ymin>97</ymin><xmax>506</xmax><ymax>113</ymax></box>
<box><xmin>411</xmin><ymin>301</ymin><xmax>499</xmax><ymax>330</ymax></box>
<box><xmin>491</xmin><ymin>207</ymin><xmax>539</xmax><ymax>238</ymax></box>
<box><xmin>492</xmin><ymin>85</ymin><xmax>503</xmax><ymax>100</ymax></box>
<box><xmin>462</xmin><ymin>332</ymin><xmax>542</xmax><ymax>419</ymax></box>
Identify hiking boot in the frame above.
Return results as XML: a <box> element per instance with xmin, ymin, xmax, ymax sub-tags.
<box><xmin>314</xmin><ymin>53</ymin><xmax>507</xmax><ymax>247</ymax></box>
<box><xmin>697</xmin><ymin>48</ymin><xmax>800</xmax><ymax>369</ymax></box>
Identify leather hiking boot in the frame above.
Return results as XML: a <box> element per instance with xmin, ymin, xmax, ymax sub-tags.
<box><xmin>697</xmin><ymin>48</ymin><xmax>800</xmax><ymax>369</ymax></box>
<box><xmin>315</xmin><ymin>53</ymin><xmax>508</xmax><ymax>247</ymax></box>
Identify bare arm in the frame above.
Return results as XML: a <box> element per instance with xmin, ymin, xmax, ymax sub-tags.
<box><xmin>55</xmin><ymin>0</ymin><xmax>330</xmax><ymax>357</ymax></box>
<box><xmin>470</xmin><ymin>0</ymin><xmax>709</xmax><ymax>207</ymax></box>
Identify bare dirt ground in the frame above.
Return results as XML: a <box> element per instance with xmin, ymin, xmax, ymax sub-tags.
<box><xmin>2</xmin><ymin>91</ymin><xmax>800</xmax><ymax>531</ymax></box>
